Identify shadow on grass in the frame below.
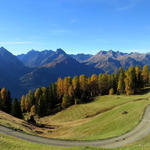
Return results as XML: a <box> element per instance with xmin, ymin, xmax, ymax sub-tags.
<box><xmin>135</xmin><ymin>86</ymin><xmax>150</xmax><ymax>95</ymax></box>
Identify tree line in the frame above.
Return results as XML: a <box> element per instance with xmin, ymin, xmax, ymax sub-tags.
<box><xmin>0</xmin><ymin>88</ymin><xmax>22</xmax><ymax>118</ymax></box>
<box><xmin>0</xmin><ymin>65</ymin><xmax>149</xmax><ymax>118</ymax></box>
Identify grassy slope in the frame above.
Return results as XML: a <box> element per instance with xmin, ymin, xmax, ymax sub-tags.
<box><xmin>0</xmin><ymin>111</ymin><xmax>50</xmax><ymax>136</ymax></box>
<box><xmin>40</xmin><ymin>93</ymin><xmax>150</xmax><ymax>140</ymax></box>
<box><xmin>0</xmin><ymin>111</ymin><xmax>35</xmax><ymax>134</ymax></box>
<box><xmin>71</xmin><ymin>100</ymin><xmax>149</xmax><ymax>140</ymax></box>
<box><xmin>49</xmin><ymin>95</ymin><xmax>148</xmax><ymax>122</ymax></box>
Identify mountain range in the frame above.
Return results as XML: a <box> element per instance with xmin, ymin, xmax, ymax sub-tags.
<box><xmin>84</xmin><ymin>50</ymin><xmax>150</xmax><ymax>72</ymax></box>
<box><xmin>0</xmin><ymin>46</ymin><xmax>150</xmax><ymax>98</ymax></box>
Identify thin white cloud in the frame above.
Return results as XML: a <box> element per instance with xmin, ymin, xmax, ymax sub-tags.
<box><xmin>117</xmin><ymin>5</ymin><xmax>133</xmax><ymax>11</ymax></box>
<box><xmin>0</xmin><ymin>41</ymin><xmax>32</xmax><ymax>45</ymax></box>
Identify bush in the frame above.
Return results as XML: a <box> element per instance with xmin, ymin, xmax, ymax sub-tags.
<box><xmin>61</xmin><ymin>94</ymin><xmax>71</xmax><ymax>109</ymax></box>
<box><xmin>109</xmin><ymin>88</ymin><xmax>114</xmax><ymax>95</ymax></box>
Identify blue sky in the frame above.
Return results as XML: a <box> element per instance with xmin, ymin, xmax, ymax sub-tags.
<box><xmin>0</xmin><ymin>0</ymin><xmax>150</xmax><ymax>55</ymax></box>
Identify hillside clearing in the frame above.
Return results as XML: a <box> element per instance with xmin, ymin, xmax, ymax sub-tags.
<box><xmin>39</xmin><ymin>92</ymin><xmax>150</xmax><ymax>140</ymax></box>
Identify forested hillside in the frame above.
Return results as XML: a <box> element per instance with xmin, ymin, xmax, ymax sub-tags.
<box><xmin>0</xmin><ymin>65</ymin><xmax>149</xmax><ymax>119</ymax></box>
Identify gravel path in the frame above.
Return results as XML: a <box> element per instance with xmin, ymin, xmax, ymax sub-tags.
<box><xmin>1</xmin><ymin>105</ymin><xmax>150</xmax><ymax>148</ymax></box>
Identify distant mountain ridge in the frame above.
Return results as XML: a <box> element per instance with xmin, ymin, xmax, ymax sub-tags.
<box><xmin>17</xmin><ymin>49</ymin><xmax>55</xmax><ymax>68</ymax></box>
<box><xmin>17</xmin><ymin>49</ymin><xmax>93</xmax><ymax>67</ymax></box>
<box><xmin>84</xmin><ymin>50</ymin><xmax>150</xmax><ymax>72</ymax></box>
<box><xmin>17</xmin><ymin>48</ymin><xmax>150</xmax><ymax>74</ymax></box>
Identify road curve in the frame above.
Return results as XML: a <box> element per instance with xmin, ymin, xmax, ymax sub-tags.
<box><xmin>1</xmin><ymin>105</ymin><xmax>150</xmax><ymax>148</ymax></box>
